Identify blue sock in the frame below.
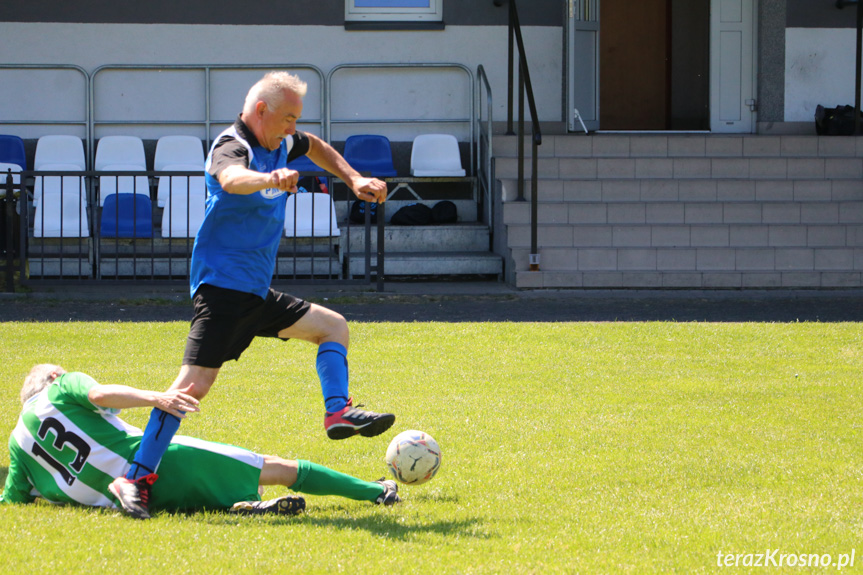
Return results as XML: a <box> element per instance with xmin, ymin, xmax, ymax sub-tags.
<box><xmin>317</xmin><ymin>342</ymin><xmax>349</xmax><ymax>413</ymax></box>
<box><xmin>125</xmin><ymin>408</ymin><xmax>183</xmax><ymax>480</ymax></box>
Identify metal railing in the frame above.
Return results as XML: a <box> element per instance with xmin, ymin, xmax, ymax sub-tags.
<box><xmin>504</xmin><ymin>0</ymin><xmax>543</xmax><ymax>272</ymax></box>
<box><xmin>326</xmin><ymin>62</ymin><xmax>475</xmax><ymax>174</ymax></box>
<box><xmin>0</xmin><ymin>61</ymin><xmax>488</xmax><ymax>289</ymax></box>
<box><xmin>476</xmin><ymin>64</ymin><xmax>495</xmax><ymax>244</ymax></box>
<box><xmin>12</xmin><ymin>168</ymin><xmax>382</xmax><ymax>287</ymax></box>
<box><xmin>0</xmin><ymin>64</ymin><xmax>90</xmax><ymax>139</ymax></box>
<box><xmin>89</xmin><ymin>64</ymin><xmax>327</xmax><ymax>160</ymax></box>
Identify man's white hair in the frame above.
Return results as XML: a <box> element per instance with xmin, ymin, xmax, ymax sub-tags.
<box><xmin>243</xmin><ymin>72</ymin><xmax>308</xmax><ymax>115</ymax></box>
<box><xmin>20</xmin><ymin>364</ymin><xmax>65</xmax><ymax>403</ymax></box>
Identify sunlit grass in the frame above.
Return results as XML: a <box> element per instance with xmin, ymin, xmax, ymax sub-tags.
<box><xmin>1</xmin><ymin>320</ymin><xmax>861</xmax><ymax>573</ymax></box>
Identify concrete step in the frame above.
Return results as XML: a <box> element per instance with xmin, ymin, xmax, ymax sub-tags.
<box><xmin>347</xmin><ymin>251</ymin><xmax>502</xmax><ymax>278</ymax></box>
<box><xmin>502</xmin><ymin>200</ymin><xmax>863</xmax><ymax>227</ymax></box>
<box><xmin>498</xmin><ymin>178</ymin><xmax>863</xmax><ymax>203</ymax></box>
<box><xmin>494</xmin><ymin>156</ymin><xmax>863</xmax><ymax>181</ymax></box>
<box><xmin>503</xmin><ymin>222</ymin><xmax>863</xmax><ymax>250</ymax></box>
<box><xmin>508</xmin><ymin>245</ymin><xmax>863</xmax><ymax>274</ymax></box>
<box><xmin>512</xmin><ymin>269</ymin><xmax>863</xmax><ymax>289</ymax></box>
<box><xmin>95</xmin><ymin>255</ymin><xmax>342</xmax><ymax>279</ymax></box>
<box><xmin>494</xmin><ymin>134</ymin><xmax>863</xmax><ymax>159</ymax></box>
<box><xmin>343</xmin><ymin>223</ymin><xmax>490</xmax><ymax>253</ymax></box>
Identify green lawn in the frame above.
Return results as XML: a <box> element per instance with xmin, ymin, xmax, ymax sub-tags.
<box><xmin>0</xmin><ymin>320</ymin><xmax>861</xmax><ymax>573</ymax></box>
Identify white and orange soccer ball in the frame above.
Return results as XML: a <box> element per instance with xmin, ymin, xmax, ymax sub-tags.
<box><xmin>385</xmin><ymin>430</ymin><xmax>441</xmax><ymax>485</ymax></box>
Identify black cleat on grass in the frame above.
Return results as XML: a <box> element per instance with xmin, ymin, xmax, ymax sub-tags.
<box><xmin>229</xmin><ymin>495</ymin><xmax>306</xmax><ymax>516</ymax></box>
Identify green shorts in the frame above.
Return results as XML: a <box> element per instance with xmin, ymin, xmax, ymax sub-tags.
<box><xmin>148</xmin><ymin>435</ymin><xmax>263</xmax><ymax>512</ymax></box>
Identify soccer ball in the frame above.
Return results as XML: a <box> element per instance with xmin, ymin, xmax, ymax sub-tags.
<box><xmin>385</xmin><ymin>430</ymin><xmax>441</xmax><ymax>485</ymax></box>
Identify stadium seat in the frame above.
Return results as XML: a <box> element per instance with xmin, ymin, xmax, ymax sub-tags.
<box><xmin>95</xmin><ymin>136</ymin><xmax>146</xmax><ymax>171</ymax></box>
<box><xmin>157</xmin><ymin>163</ymin><xmax>204</xmax><ymax>209</ymax></box>
<box><xmin>33</xmin><ymin>166</ymin><xmax>89</xmax><ymax>238</ymax></box>
<box><xmin>101</xmin><ymin>193</ymin><xmax>153</xmax><ymax>238</ymax></box>
<box><xmin>0</xmin><ymin>134</ymin><xmax>26</xmax><ymax>187</ymax></box>
<box><xmin>287</xmin><ymin>154</ymin><xmax>325</xmax><ymax>173</ymax></box>
<box><xmin>98</xmin><ymin>164</ymin><xmax>150</xmax><ymax>206</ymax></box>
<box><xmin>343</xmin><ymin>135</ymin><xmax>397</xmax><ymax>178</ymax></box>
<box><xmin>96</xmin><ymin>137</ymin><xmax>150</xmax><ymax>206</ymax></box>
<box><xmin>284</xmin><ymin>192</ymin><xmax>340</xmax><ymax>238</ymax></box>
<box><xmin>34</xmin><ymin>135</ymin><xmax>86</xmax><ymax>170</ymax></box>
<box><xmin>154</xmin><ymin>136</ymin><xmax>205</xmax><ymax>170</ymax></box>
<box><xmin>410</xmin><ymin>134</ymin><xmax>466</xmax><ymax>177</ymax></box>
<box><xmin>154</xmin><ymin>137</ymin><xmax>205</xmax><ymax>208</ymax></box>
<box><xmin>159</xmin><ymin>166</ymin><xmax>207</xmax><ymax>238</ymax></box>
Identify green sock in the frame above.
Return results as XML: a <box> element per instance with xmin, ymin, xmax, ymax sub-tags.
<box><xmin>291</xmin><ymin>460</ymin><xmax>384</xmax><ymax>502</ymax></box>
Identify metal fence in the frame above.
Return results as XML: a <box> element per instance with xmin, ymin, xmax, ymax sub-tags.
<box><xmin>4</xmin><ymin>168</ymin><xmax>384</xmax><ymax>290</ymax></box>
<box><xmin>1</xmin><ymin>61</ymin><xmax>483</xmax><ymax>291</ymax></box>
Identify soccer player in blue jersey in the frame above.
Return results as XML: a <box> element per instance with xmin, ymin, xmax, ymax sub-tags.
<box><xmin>109</xmin><ymin>72</ymin><xmax>395</xmax><ymax>518</ymax></box>
<box><xmin>2</xmin><ymin>364</ymin><xmax>399</xmax><ymax>518</ymax></box>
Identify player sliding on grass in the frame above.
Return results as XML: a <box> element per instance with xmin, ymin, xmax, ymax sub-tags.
<box><xmin>109</xmin><ymin>71</ymin><xmax>395</xmax><ymax>519</ymax></box>
<box><xmin>1</xmin><ymin>365</ymin><xmax>399</xmax><ymax>518</ymax></box>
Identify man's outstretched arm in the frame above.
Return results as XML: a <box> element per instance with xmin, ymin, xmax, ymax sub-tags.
<box><xmin>88</xmin><ymin>385</ymin><xmax>200</xmax><ymax>418</ymax></box>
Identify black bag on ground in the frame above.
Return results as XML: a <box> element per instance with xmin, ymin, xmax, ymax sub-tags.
<box><xmin>815</xmin><ymin>104</ymin><xmax>861</xmax><ymax>136</ymax></box>
<box><xmin>431</xmin><ymin>200</ymin><xmax>458</xmax><ymax>224</ymax></box>
<box><xmin>391</xmin><ymin>203</ymin><xmax>433</xmax><ymax>225</ymax></box>
<box><xmin>350</xmin><ymin>200</ymin><xmax>377</xmax><ymax>224</ymax></box>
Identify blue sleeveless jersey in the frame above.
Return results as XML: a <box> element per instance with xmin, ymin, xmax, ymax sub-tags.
<box><xmin>191</xmin><ymin>121</ymin><xmax>308</xmax><ymax>299</ymax></box>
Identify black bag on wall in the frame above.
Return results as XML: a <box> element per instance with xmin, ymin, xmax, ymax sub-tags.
<box><xmin>815</xmin><ymin>104</ymin><xmax>861</xmax><ymax>136</ymax></box>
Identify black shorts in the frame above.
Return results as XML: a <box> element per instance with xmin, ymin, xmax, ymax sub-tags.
<box><xmin>183</xmin><ymin>284</ymin><xmax>311</xmax><ymax>368</ymax></box>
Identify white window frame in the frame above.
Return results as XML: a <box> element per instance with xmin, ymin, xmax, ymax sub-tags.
<box><xmin>345</xmin><ymin>0</ymin><xmax>442</xmax><ymax>23</ymax></box>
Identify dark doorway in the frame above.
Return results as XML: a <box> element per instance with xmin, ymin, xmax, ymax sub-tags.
<box><xmin>600</xmin><ymin>0</ymin><xmax>709</xmax><ymax>130</ymax></box>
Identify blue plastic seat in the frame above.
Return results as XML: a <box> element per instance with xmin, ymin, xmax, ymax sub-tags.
<box><xmin>0</xmin><ymin>134</ymin><xmax>25</xmax><ymax>169</ymax></box>
<box><xmin>343</xmin><ymin>135</ymin><xmax>397</xmax><ymax>178</ymax></box>
<box><xmin>287</xmin><ymin>155</ymin><xmax>325</xmax><ymax>173</ymax></box>
<box><xmin>101</xmin><ymin>194</ymin><xmax>153</xmax><ymax>238</ymax></box>
<box><xmin>0</xmin><ymin>134</ymin><xmax>26</xmax><ymax>186</ymax></box>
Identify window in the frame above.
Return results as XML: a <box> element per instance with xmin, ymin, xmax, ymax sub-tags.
<box><xmin>345</xmin><ymin>0</ymin><xmax>443</xmax><ymax>23</ymax></box>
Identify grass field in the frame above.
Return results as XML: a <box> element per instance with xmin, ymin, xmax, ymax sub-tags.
<box><xmin>0</xmin><ymin>318</ymin><xmax>861</xmax><ymax>573</ymax></box>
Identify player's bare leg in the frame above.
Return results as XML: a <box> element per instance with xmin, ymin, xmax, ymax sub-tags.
<box><xmin>278</xmin><ymin>305</ymin><xmax>395</xmax><ymax>439</ymax></box>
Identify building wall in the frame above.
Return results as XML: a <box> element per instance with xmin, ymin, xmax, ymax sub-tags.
<box><xmin>0</xmin><ymin>1</ymin><xmax>564</xmax><ymax>141</ymax></box>
<box><xmin>783</xmin><ymin>0</ymin><xmax>860</xmax><ymax>128</ymax></box>
<box><xmin>5</xmin><ymin>1</ymin><xmax>856</xmax><ymax>137</ymax></box>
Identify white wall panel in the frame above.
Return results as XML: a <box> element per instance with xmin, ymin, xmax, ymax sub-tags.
<box><xmin>0</xmin><ymin>22</ymin><xmax>563</xmax><ymax>140</ymax></box>
<box><xmin>785</xmin><ymin>28</ymin><xmax>857</xmax><ymax>122</ymax></box>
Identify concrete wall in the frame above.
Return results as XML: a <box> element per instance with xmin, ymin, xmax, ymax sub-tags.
<box><xmin>0</xmin><ymin>1</ymin><xmax>565</xmax><ymax>142</ymax></box>
<box><xmin>781</xmin><ymin>0</ymin><xmax>860</xmax><ymax>129</ymax></box>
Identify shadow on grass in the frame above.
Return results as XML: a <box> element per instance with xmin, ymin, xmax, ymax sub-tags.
<box><xmin>193</xmin><ymin>512</ymin><xmax>488</xmax><ymax>539</ymax></box>
<box><xmin>0</xmin><ymin>465</ymin><xmax>7</xmax><ymax>486</ymax></box>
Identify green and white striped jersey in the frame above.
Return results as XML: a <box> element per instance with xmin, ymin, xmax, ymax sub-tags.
<box><xmin>1</xmin><ymin>372</ymin><xmax>263</xmax><ymax>511</ymax></box>
<box><xmin>1</xmin><ymin>372</ymin><xmax>141</xmax><ymax>507</ymax></box>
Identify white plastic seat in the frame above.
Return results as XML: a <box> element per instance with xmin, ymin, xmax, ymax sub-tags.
<box><xmin>99</xmin><ymin>164</ymin><xmax>150</xmax><ymax>206</ymax></box>
<box><xmin>33</xmin><ymin>163</ymin><xmax>85</xmax><ymax>208</ymax></box>
<box><xmin>95</xmin><ymin>136</ymin><xmax>146</xmax><ymax>170</ymax></box>
<box><xmin>34</xmin><ymin>136</ymin><xmax>86</xmax><ymax>170</ymax></box>
<box><xmin>154</xmin><ymin>136</ymin><xmax>205</xmax><ymax>171</ymax></box>
<box><xmin>410</xmin><ymin>134</ymin><xmax>466</xmax><ymax>177</ymax></box>
<box><xmin>156</xmin><ymin>163</ymin><xmax>204</xmax><ymax>208</ymax></box>
<box><xmin>284</xmin><ymin>193</ymin><xmax>340</xmax><ymax>238</ymax></box>
<box><xmin>159</xmin><ymin>165</ymin><xmax>207</xmax><ymax>238</ymax></box>
<box><xmin>33</xmin><ymin>165</ymin><xmax>89</xmax><ymax>237</ymax></box>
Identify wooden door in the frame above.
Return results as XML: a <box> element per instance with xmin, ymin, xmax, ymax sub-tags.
<box><xmin>599</xmin><ymin>0</ymin><xmax>670</xmax><ymax>130</ymax></box>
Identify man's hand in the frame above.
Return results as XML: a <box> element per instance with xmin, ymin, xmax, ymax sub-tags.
<box><xmin>352</xmin><ymin>177</ymin><xmax>387</xmax><ymax>203</ymax></box>
<box><xmin>152</xmin><ymin>387</ymin><xmax>200</xmax><ymax>418</ymax></box>
<box><xmin>269</xmin><ymin>168</ymin><xmax>300</xmax><ymax>193</ymax></box>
